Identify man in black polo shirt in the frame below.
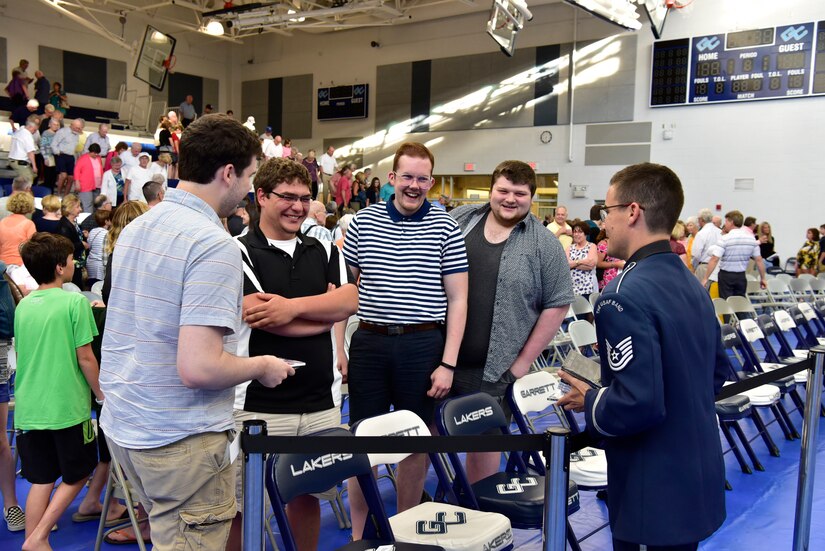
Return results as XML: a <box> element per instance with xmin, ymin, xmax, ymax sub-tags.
<box><xmin>226</xmin><ymin>158</ymin><xmax>358</xmax><ymax>551</ymax></box>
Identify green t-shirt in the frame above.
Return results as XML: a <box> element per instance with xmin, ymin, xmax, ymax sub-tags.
<box><xmin>14</xmin><ymin>287</ymin><xmax>98</xmax><ymax>430</ymax></box>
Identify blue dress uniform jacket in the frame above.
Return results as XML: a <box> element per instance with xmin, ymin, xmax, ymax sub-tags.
<box><xmin>583</xmin><ymin>240</ymin><xmax>728</xmax><ymax>546</ymax></box>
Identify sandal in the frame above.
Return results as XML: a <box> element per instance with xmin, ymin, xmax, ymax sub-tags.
<box><xmin>103</xmin><ymin>525</ymin><xmax>151</xmax><ymax>546</ymax></box>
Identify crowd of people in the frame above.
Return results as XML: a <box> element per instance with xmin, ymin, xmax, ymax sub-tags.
<box><xmin>543</xmin><ymin>203</ymin><xmax>825</xmax><ymax>300</ymax></box>
<box><xmin>1</xmin><ymin>98</ymin><xmax>823</xmax><ymax>551</ymax></box>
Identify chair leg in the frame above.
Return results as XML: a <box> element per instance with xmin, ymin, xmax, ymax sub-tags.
<box><xmin>730</xmin><ymin>419</ymin><xmax>765</xmax><ymax>472</ymax></box>
<box><xmin>749</xmin><ymin>410</ymin><xmax>780</xmax><ymax>457</ymax></box>
<box><xmin>777</xmin><ymin>400</ymin><xmax>800</xmax><ymax>439</ymax></box>
<box><xmin>566</xmin><ymin>519</ymin><xmax>583</xmax><ymax>551</ymax></box>
<box><xmin>720</xmin><ymin>422</ymin><xmax>752</xmax><ymax>474</ymax></box>
<box><xmin>789</xmin><ymin>389</ymin><xmax>807</xmax><ymax>417</ymax></box>
<box><xmin>767</xmin><ymin>404</ymin><xmax>793</xmax><ymax>441</ymax></box>
<box><xmin>93</xmin><ymin>468</ymin><xmax>116</xmax><ymax>551</ymax></box>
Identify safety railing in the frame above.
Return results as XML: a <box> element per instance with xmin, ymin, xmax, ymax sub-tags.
<box><xmin>241</xmin><ymin>347</ymin><xmax>824</xmax><ymax>551</ymax></box>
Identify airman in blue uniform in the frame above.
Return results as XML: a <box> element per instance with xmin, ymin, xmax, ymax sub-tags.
<box><xmin>558</xmin><ymin>163</ymin><xmax>728</xmax><ymax>551</ymax></box>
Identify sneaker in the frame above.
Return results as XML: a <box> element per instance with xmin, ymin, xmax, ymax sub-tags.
<box><xmin>4</xmin><ymin>505</ymin><xmax>25</xmax><ymax>532</ymax></box>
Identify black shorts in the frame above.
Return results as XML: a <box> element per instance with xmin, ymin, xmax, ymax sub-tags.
<box><xmin>56</xmin><ymin>153</ymin><xmax>76</xmax><ymax>175</ymax></box>
<box><xmin>17</xmin><ymin>420</ymin><xmax>98</xmax><ymax>484</ymax></box>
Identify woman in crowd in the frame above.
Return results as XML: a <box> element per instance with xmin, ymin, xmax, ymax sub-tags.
<box><xmin>351</xmin><ymin>179</ymin><xmax>367</xmax><ymax>210</ymax></box>
<box><xmin>85</xmin><ymin>209</ymin><xmax>111</xmax><ymax>290</ymax></box>
<box><xmin>282</xmin><ymin>138</ymin><xmax>293</xmax><ymax>159</ymax></box>
<box><xmin>56</xmin><ymin>194</ymin><xmax>88</xmax><ymax>288</ymax></box>
<box><xmin>5</xmin><ymin>70</ymin><xmax>28</xmax><ymax>109</ymax></box>
<box><xmin>101</xmin><ymin>156</ymin><xmax>126</xmax><ymax>207</ymax></box>
<box><xmin>796</xmin><ymin>227</ymin><xmax>820</xmax><ymax>276</ymax></box>
<box><xmin>670</xmin><ymin>221</ymin><xmax>688</xmax><ymax>267</ymax></box>
<box><xmin>49</xmin><ymin>81</ymin><xmax>69</xmax><ymax>114</ymax></box>
<box><xmin>157</xmin><ymin>121</ymin><xmax>177</xmax><ymax>180</ymax></box>
<box><xmin>366</xmin><ymin>176</ymin><xmax>381</xmax><ymax>206</ymax></box>
<box><xmin>34</xmin><ymin>195</ymin><xmax>62</xmax><ymax>233</ymax></box>
<box><xmin>74</xmin><ymin>143</ymin><xmax>104</xmax><ymax>212</ymax></box>
<box><xmin>566</xmin><ymin>220</ymin><xmax>598</xmax><ymax>296</ymax></box>
<box><xmin>0</xmin><ymin>193</ymin><xmax>36</xmax><ymax>267</ymax></box>
<box><xmin>302</xmin><ymin>149</ymin><xmax>321</xmax><ymax>200</ymax></box>
<box><xmin>152</xmin><ymin>153</ymin><xmax>172</xmax><ymax>186</ymax></box>
<box><xmin>104</xmin><ymin>142</ymin><xmax>127</xmax><ymax>172</ymax></box>
<box><xmin>334</xmin><ymin>167</ymin><xmax>353</xmax><ymax>215</ymax></box>
<box><xmin>758</xmin><ymin>221</ymin><xmax>779</xmax><ymax>267</ymax></box>
<box><xmin>39</xmin><ymin>118</ymin><xmax>60</xmax><ymax>191</ymax></box>
<box><xmin>596</xmin><ymin>228</ymin><xmax>624</xmax><ymax>291</ymax></box>
<box><xmin>684</xmin><ymin>216</ymin><xmax>699</xmax><ymax>270</ymax></box>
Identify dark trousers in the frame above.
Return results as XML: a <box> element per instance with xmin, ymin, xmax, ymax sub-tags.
<box><xmin>311</xmin><ymin>180</ymin><xmax>319</xmax><ymax>200</ymax></box>
<box><xmin>717</xmin><ymin>269</ymin><xmax>747</xmax><ymax>299</ymax></box>
<box><xmin>613</xmin><ymin>539</ymin><xmax>698</xmax><ymax>551</ymax></box>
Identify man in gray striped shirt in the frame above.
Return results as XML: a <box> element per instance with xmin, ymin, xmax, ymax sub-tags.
<box><xmin>100</xmin><ymin>115</ymin><xmax>294</xmax><ymax>550</ymax></box>
<box><xmin>701</xmin><ymin>209</ymin><xmax>767</xmax><ymax>298</ymax></box>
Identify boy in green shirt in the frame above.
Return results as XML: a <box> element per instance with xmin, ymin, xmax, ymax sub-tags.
<box><xmin>15</xmin><ymin>232</ymin><xmax>102</xmax><ymax>550</ymax></box>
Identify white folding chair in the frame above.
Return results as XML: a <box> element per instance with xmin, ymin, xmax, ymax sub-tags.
<box><xmin>766</xmin><ymin>278</ymin><xmax>796</xmax><ymax>309</ymax></box>
<box><xmin>789</xmin><ymin>278</ymin><xmax>816</xmax><ymax>303</ymax></box>
<box><xmin>91</xmin><ymin>280</ymin><xmax>104</xmax><ymax>296</ymax></box>
<box><xmin>798</xmin><ymin>274</ymin><xmax>815</xmax><ymax>281</ymax></box>
<box><xmin>588</xmin><ymin>291</ymin><xmax>600</xmax><ymax>310</ymax></box>
<box><xmin>713</xmin><ymin>298</ymin><xmax>737</xmax><ymax>325</ymax></box>
<box><xmin>351</xmin><ymin>410</ymin><xmax>514</xmax><ymax>551</ymax></box>
<box><xmin>62</xmin><ymin>282</ymin><xmax>82</xmax><ymax>293</ymax></box>
<box><xmin>567</xmin><ymin>319</ymin><xmax>598</xmax><ymax>358</ymax></box>
<box><xmin>571</xmin><ymin>295</ymin><xmax>593</xmax><ymax>319</ymax></box>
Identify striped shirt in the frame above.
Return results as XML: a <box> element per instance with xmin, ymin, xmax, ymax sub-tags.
<box><xmin>343</xmin><ymin>198</ymin><xmax>468</xmax><ymax>324</ymax></box>
<box><xmin>710</xmin><ymin>227</ymin><xmax>761</xmax><ymax>272</ymax></box>
<box><xmin>99</xmin><ymin>188</ymin><xmax>242</xmax><ymax>449</ymax></box>
<box><xmin>300</xmin><ymin>218</ymin><xmax>333</xmax><ymax>242</ymax></box>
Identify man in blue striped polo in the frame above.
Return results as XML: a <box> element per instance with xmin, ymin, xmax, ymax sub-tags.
<box><xmin>343</xmin><ymin>142</ymin><xmax>468</xmax><ymax>540</ymax></box>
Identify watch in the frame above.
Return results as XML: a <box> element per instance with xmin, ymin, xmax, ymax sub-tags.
<box><xmin>540</xmin><ymin>131</ymin><xmax>553</xmax><ymax>144</ymax></box>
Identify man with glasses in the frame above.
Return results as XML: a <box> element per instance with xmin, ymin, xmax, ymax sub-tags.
<box><xmin>343</xmin><ymin>142</ymin><xmax>468</xmax><ymax>540</ymax></box>
<box><xmin>450</xmin><ymin>160</ymin><xmax>573</xmax><ymax>482</ymax></box>
<box><xmin>227</xmin><ymin>157</ymin><xmax>357</xmax><ymax>551</ymax></box>
<box><xmin>558</xmin><ymin>162</ymin><xmax>728</xmax><ymax>551</ymax></box>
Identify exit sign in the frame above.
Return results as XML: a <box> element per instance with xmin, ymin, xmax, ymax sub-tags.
<box><xmin>463</xmin><ymin>163</ymin><xmax>476</xmax><ymax>172</ymax></box>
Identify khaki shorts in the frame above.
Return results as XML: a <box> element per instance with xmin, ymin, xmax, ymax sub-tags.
<box><xmin>233</xmin><ymin>407</ymin><xmax>342</xmax><ymax>511</ymax></box>
<box><xmin>107</xmin><ymin>431</ymin><xmax>236</xmax><ymax>551</ymax></box>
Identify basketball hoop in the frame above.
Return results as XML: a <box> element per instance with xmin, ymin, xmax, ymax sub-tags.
<box><xmin>162</xmin><ymin>54</ymin><xmax>177</xmax><ymax>74</ymax></box>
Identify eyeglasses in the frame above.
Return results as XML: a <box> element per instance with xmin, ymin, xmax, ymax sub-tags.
<box><xmin>599</xmin><ymin>203</ymin><xmax>644</xmax><ymax>222</ymax></box>
<box><xmin>268</xmin><ymin>191</ymin><xmax>312</xmax><ymax>205</ymax></box>
<box><xmin>392</xmin><ymin>172</ymin><xmax>434</xmax><ymax>187</ymax></box>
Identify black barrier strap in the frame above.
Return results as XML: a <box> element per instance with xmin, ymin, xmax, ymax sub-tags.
<box><xmin>243</xmin><ymin>430</ymin><xmax>599</xmax><ymax>456</ymax></box>
<box><xmin>715</xmin><ymin>358</ymin><xmax>811</xmax><ymax>402</ymax></box>
<box><xmin>242</xmin><ymin>434</ymin><xmax>545</xmax><ymax>454</ymax></box>
<box><xmin>241</xmin><ymin>358</ymin><xmax>812</xmax><ymax>458</ymax></box>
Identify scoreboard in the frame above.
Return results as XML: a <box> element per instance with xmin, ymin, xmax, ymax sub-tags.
<box><xmin>651</xmin><ymin>20</ymin><xmax>825</xmax><ymax>107</ymax></box>
<box><xmin>317</xmin><ymin>84</ymin><xmax>369</xmax><ymax>120</ymax></box>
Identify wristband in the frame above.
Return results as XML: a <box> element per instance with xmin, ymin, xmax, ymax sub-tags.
<box><xmin>439</xmin><ymin>361</ymin><xmax>455</xmax><ymax>370</ymax></box>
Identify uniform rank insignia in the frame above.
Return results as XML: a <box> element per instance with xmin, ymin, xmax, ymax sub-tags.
<box><xmin>606</xmin><ymin>335</ymin><xmax>633</xmax><ymax>371</ymax></box>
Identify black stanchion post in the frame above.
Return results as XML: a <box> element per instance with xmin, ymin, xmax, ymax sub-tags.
<box><xmin>793</xmin><ymin>346</ymin><xmax>825</xmax><ymax>551</ymax></box>
<box><xmin>242</xmin><ymin>420</ymin><xmax>267</xmax><ymax>551</ymax></box>
<box><xmin>543</xmin><ymin>426</ymin><xmax>570</xmax><ymax>551</ymax></box>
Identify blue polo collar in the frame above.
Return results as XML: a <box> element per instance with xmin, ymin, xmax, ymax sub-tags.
<box><xmin>386</xmin><ymin>194</ymin><xmax>432</xmax><ymax>222</ymax></box>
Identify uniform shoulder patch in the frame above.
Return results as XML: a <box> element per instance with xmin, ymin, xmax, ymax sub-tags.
<box><xmin>606</xmin><ymin>335</ymin><xmax>634</xmax><ymax>371</ymax></box>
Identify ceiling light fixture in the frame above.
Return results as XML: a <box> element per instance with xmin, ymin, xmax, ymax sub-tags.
<box><xmin>205</xmin><ymin>19</ymin><xmax>225</xmax><ymax>35</ymax></box>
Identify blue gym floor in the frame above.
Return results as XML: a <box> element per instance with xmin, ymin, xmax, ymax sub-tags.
<box><xmin>2</xmin><ymin>392</ymin><xmax>824</xmax><ymax>550</ymax></box>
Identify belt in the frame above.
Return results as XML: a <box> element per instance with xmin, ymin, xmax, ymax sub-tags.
<box><xmin>11</xmin><ymin>160</ymin><xmax>28</xmax><ymax>166</ymax></box>
<box><xmin>359</xmin><ymin>321</ymin><xmax>441</xmax><ymax>336</ymax></box>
